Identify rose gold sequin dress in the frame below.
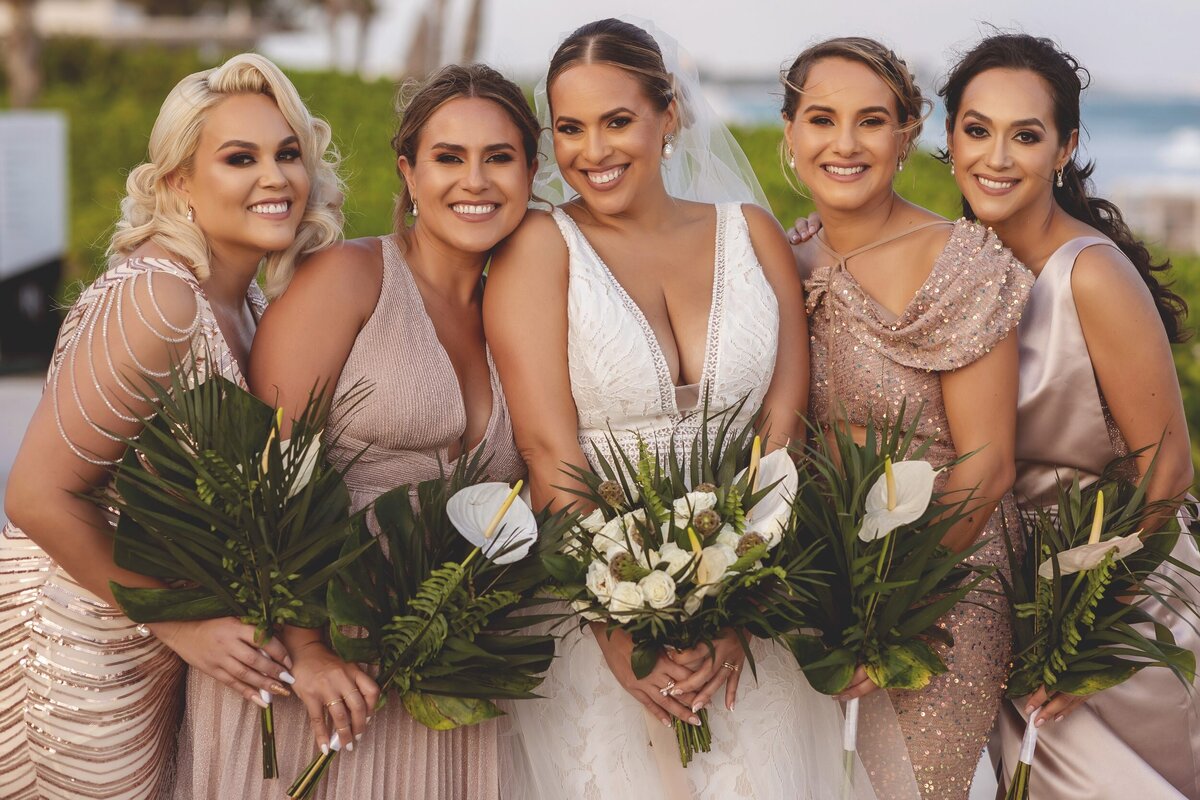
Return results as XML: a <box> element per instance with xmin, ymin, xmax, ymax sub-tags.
<box><xmin>173</xmin><ymin>234</ymin><xmax>525</xmax><ymax>799</ymax></box>
<box><xmin>994</xmin><ymin>236</ymin><xmax>1200</xmax><ymax>799</ymax></box>
<box><xmin>0</xmin><ymin>257</ymin><xmax>265</xmax><ymax>799</ymax></box>
<box><xmin>805</xmin><ymin>218</ymin><xmax>1034</xmax><ymax>800</ymax></box>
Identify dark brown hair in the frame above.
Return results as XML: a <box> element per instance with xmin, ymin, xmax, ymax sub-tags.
<box><xmin>391</xmin><ymin>63</ymin><xmax>539</xmax><ymax>229</ymax></box>
<box><xmin>780</xmin><ymin>36</ymin><xmax>929</xmax><ymax>160</ymax></box>
<box><xmin>940</xmin><ymin>33</ymin><xmax>1188</xmax><ymax>342</ymax></box>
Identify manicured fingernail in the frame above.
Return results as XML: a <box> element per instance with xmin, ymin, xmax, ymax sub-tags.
<box><xmin>253</xmin><ymin>691</ymin><xmax>270</xmax><ymax>709</ymax></box>
<box><xmin>1055</xmin><ymin>714</ymin><xmax>1064</xmax><ymax>723</ymax></box>
<box><xmin>1035</xmin><ymin>716</ymin><xmax>1045</xmax><ymax>728</ymax></box>
<box><xmin>789</xmin><ymin>233</ymin><xmax>800</xmax><ymax>244</ymax></box>
<box><xmin>1024</xmin><ymin>703</ymin><xmax>1035</xmax><ymax>715</ymax></box>
<box><xmin>329</xmin><ymin>732</ymin><xmax>342</xmax><ymax>752</ymax></box>
<box><xmin>669</xmin><ymin>688</ymin><xmax>682</xmax><ymax>696</ymax></box>
<box><xmin>662</xmin><ymin>718</ymin><xmax>672</xmax><ymax>728</ymax></box>
<box><xmin>269</xmin><ymin>682</ymin><xmax>290</xmax><ymax>697</ymax></box>
<box><xmin>692</xmin><ymin>703</ymin><xmax>702</xmax><ymax>713</ymax></box>
<box><xmin>729</xmin><ymin>701</ymin><xmax>735</xmax><ymax>712</ymax></box>
<box><xmin>689</xmin><ymin>716</ymin><xmax>701</xmax><ymax>726</ymax></box>
<box><xmin>280</xmin><ymin>670</ymin><xmax>296</xmax><ymax>685</ymax></box>
<box><xmin>320</xmin><ymin>743</ymin><xmax>329</xmax><ymax>755</ymax></box>
<box><xmin>355</xmin><ymin>732</ymin><xmax>363</xmax><ymax>742</ymax></box>
<box><xmin>366</xmin><ymin>716</ymin><xmax>373</xmax><ymax>725</ymax></box>
<box><xmin>345</xmin><ymin>741</ymin><xmax>354</xmax><ymax>752</ymax></box>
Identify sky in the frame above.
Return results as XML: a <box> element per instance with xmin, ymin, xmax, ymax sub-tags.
<box><xmin>262</xmin><ymin>0</ymin><xmax>1200</xmax><ymax>97</ymax></box>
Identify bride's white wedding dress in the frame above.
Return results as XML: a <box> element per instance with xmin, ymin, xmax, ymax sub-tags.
<box><xmin>498</xmin><ymin>202</ymin><xmax>876</xmax><ymax>800</ymax></box>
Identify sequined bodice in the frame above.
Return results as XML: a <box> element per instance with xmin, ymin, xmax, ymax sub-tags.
<box><xmin>805</xmin><ymin>218</ymin><xmax>1033</xmax><ymax>465</ymax></box>
<box><xmin>553</xmin><ymin>202</ymin><xmax>778</xmax><ymax>464</ymax></box>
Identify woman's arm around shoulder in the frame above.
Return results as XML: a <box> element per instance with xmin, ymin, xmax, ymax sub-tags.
<box><xmin>741</xmin><ymin>203</ymin><xmax>808</xmax><ymax>448</ymax></box>
<box><xmin>1072</xmin><ymin>243</ymin><xmax>1193</xmax><ymax>500</ymax></box>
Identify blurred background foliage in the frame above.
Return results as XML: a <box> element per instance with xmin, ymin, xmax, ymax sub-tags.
<box><xmin>4</xmin><ymin>41</ymin><xmax>1199</xmax><ymax>467</ymax></box>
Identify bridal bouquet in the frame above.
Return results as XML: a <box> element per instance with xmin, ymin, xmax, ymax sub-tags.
<box><xmin>98</xmin><ymin>363</ymin><xmax>371</xmax><ymax>779</ymax></box>
<box><xmin>784</xmin><ymin>410</ymin><xmax>988</xmax><ymax>796</ymax></box>
<box><xmin>543</xmin><ymin>413</ymin><xmax>820</xmax><ymax>766</ymax></box>
<box><xmin>287</xmin><ymin>452</ymin><xmax>564</xmax><ymax>799</ymax></box>
<box><xmin>998</xmin><ymin>465</ymin><xmax>1198</xmax><ymax>799</ymax></box>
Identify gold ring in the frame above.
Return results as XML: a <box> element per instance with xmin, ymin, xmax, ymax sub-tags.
<box><xmin>324</xmin><ymin>698</ymin><xmax>346</xmax><ymax>708</ymax></box>
<box><xmin>659</xmin><ymin>678</ymin><xmax>676</xmax><ymax>697</ymax></box>
<box><xmin>721</xmin><ymin>661</ymin><xmax>740</xmax><ymax>672</ymax></box>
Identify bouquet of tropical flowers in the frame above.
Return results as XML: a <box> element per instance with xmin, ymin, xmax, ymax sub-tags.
<box><xmin>98</xmin><ymin>363</ymin><xmax>372</xmax><ymax>779</ymax></box>
<box><xmin>287</xmin><ymin>451</ymin><xmax>566</xmax><ymax>799</ymax></box>
<box><xmin>543</xmin><ymin>411</ymin><xmax>821</xmax><ymax>766</ymax></box>
<box><xmin>998</xmin><ymin>464</ymin><xmax>1198</xmax><ymax>799</ymax></box>
<box><xmin>784</xmin><ymin>410</ymin><xmax>990</xmax><ymax>797</ymax></box>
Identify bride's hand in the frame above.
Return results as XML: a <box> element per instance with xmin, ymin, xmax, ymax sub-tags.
<box><xmin>836</xmin><ymin>665</ymin><xmax>880</xmax><ymax>701</ymax></box>
<box><xmin>665</xmin><ymin>628</ymin><xmax>746</xmax><ymax>712</ymax></box>
<box><xmin>589</xmin><ymin>623</ymin><xmax>702</xmax><ymax>728</ymax></box>
<box><xmin>147</xmin><ymin>617</ymin><xmax>294</xmax><ymax>707</ymax></box>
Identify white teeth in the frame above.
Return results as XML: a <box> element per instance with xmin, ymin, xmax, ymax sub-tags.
<box><xmin>249</xmin><ymin>202</ymin><xmax>288</xmax><ymax>214</ymax></box>
<box><xmin>451</xmin><ymin>203</ymin><xmax>497</xmax><ymax>215</ymax></box>
<box><xmin>587</xmin><ymin>166</ymin><xmax>625</xmax><ymax>185</ymax></box>
<box><xmin>823</xmin><ymin>165</ymin><xmax>866</xmax><ymax>176</ymax></box>
<box><xmin>977</xmin><ymin>176</ymin><xmax>1016</xmax><ymax>190</ymax></box>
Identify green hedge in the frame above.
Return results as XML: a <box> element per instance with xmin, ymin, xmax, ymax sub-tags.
<box><xmin>6</xmin><ymin>42</ymin><xmax>1199</xmax><ymax>468</ymax></box>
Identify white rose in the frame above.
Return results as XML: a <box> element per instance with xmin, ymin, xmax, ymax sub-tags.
<box><xmin>571</xmin><ymin>599</ymin><xmax>605</xmax><ymax>622</ymax></box>
<box><xmin>608</xmin><ymin>581</ymin><xmax>646</xmax><ymax>623</ymax></box>
<box><xmin>586</xmin><ymin>560</ymin><xmax>614</xmax><ymax>603</ymax></box>
<box><xmin>653</xmin><ymin>541</ymin><xmax>695</xmax><ymax>581</ymax></box>
<box><xmin>673</xmin><ymin>491</ymin><xmax>718</xmax><ymax>525</ymax></box>
<box><xmin>638</xmin><ymin>570</ymin><xmax>678</xmax><ymax>609</ymax></box>
<box><xmin>579</xmin><ymin>508</ymin><xmax>607</xmax><ymax>534</ymax></box>
<box><xmin>715</xmin><ymin>525</ymin><xmax>740</xmax><ymax>550</ymax></box>
<box><xmin>696</xmin><ymin>544</ymin><xmax>737</xmax><ymax>590</ymax></box>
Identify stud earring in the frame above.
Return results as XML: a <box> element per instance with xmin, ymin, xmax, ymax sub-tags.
<box><xmin>662</xmin><ymin>133</ymin><xmax>676</xmax><ymax>160</ymax></box>
<box><xmin>1055</xmin><ymin>168</ymin><xmax>1064</xmax><ymax>188</ymax></box>
<box><xmin>186</xmin><ymin>206</ymin><xmax>195</xmax><ymax>223</ymax></box>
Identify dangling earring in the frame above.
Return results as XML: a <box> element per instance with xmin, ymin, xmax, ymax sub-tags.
<box><xmin>897</xmin><ymin>157</ymin><xmax>905</xmax><ymax>172</ymax></box>
<box><xmin>787</xmin><ymin>149</ymin><xmax>795</xmax><ymax>169</ymax></box>
<box><xmin>1055</xmin><ymin>168</ymin><xmax>1064</xmax><ymax>188</ymax></box>
<box><xmin>662</xmin><ymin>133</ymin><xmax>676</xmax><ymax>160</ymax></box>
<box><xmin>411</xmin><ymin>198</ymin><xmax>419</xmax><ymax>218</ymax></box>
<box><xmin>186</xmin><ymin>206</ymin><xmax>195</xmax><ymax>223</ymax></box>
<box><xmin>949</xmin><ymin>156</ymin><xmax>955</xmax><ymax>176</ymax></box>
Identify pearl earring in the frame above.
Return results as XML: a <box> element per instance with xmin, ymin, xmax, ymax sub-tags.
<box><xmin>411</xmin><ymin>198</ymin><xmax>419</xmax><ymax>217</ymax></box>
<box><xmin>897</xmin><ymin>157</ymin><xmax>905</xmax><ymax>172</ymax></box>
<box><xmin>949</xmin><ymin>158</ymin><xmax>955</xmax><ymax>176</ymax></box>
<box><xmin>186</xmin><ymin>206</ymin><xmax>195</xmax><ymax>223</ymax></box>
<box><xmin>1055</xmin><ymin>168</ymin><xmax>1064</xmax><ymax>188</ymax></box>
<box><xmin>662</xmin><ymin>133</ymin><xmax>676</xmax><ymax>160</ymax></box>
<box><xmin>787</xmin><ymin>150</ymin><xmax>795</xmax><ymax>169</ymax></box>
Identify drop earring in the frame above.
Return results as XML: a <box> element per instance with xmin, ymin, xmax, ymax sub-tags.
<box><xmin>949</xmin><ymin>157</ymin><xmax>955</xmax><ymax>176</ymax></box>
<box><xmin>411</xmin><ymin>198</ymin><xmax>419</xmax><ymax>217</ymax></box>
<box><xmin>1055</xmin><ymin>168</ymin><xmax>1064</xmax><ymax>188</ymax></box>
<box><xmin>787</xmin><ymin>149</ymin><xmax>795</xmax><ymax>169</ymax></box>
<box><xmin>897</xmin><ymin>157</ymin><xmax>905</xmax><ymax>172</ymax></box>
<box><xmin>662</xmin><ymin>133</ymin><xmax>676</xmax><ymax>160</ymax></box>
<box><xmin>186</xmin><ymin>206</ymin><xmax>195</xmax><ymax>222</ymax></box>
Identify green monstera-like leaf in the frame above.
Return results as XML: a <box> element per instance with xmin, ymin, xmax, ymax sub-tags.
<box><xmin>865</xmin><ymin>639</ymin><xmax>947</xmax><ymax>690</ymax></box>
<box><xmin>401</xmin><ymin>692</ymin><xmax>503</xmax><ymax>730</ymax></box>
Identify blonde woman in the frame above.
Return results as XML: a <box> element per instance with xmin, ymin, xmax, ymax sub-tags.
<box><xmin>0</xmin><ymin>53</ymin><xmax>341</xmax><ymax>799</ymax></box>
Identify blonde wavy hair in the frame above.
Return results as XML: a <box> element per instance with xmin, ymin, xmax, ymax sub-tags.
<box><xmin>107</xmin><ymin>53</ymin><xmax>343</xmax><ymax>298</ymax></box>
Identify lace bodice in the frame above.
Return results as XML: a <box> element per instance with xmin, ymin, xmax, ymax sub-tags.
<box><xmin>553</xmin><ymin>202</ymin><xmax>778</xmax><ymax>464</ymax></box>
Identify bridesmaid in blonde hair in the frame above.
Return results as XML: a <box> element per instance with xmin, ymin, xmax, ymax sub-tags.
<box><xmin>0</xmin><ymin>53</ymin><xmax>342</xmax><ymax>799</ymax></box>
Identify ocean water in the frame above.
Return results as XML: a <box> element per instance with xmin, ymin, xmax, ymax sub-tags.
<box><xmin>706</xmin><ymin>79</ymin><xmax>1200</xmax><ymax>195</ymax></box>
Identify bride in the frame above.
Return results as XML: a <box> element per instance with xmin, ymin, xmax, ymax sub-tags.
<box><xmin>484</xmin><ymin>18</ymin><xmax>878</xmax><ymax>799</ymax></box>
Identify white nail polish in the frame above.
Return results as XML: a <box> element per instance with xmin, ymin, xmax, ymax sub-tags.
<box><xmin>328</xmin><ymin>732</ymin><xmax>342</xmax><ymax>752</ymax></box>
<box><xmin>259</xmin><ymin>688</ymin><xmax>273</xmax><ymax>706</ymax></box>
<box><xmin>280</xmin><ymin>670</ymin><xmax>296</xmax><ymax>685</ymax></box>
<box><xmin>355</xmin><ymin>732</ymin><xmax>363</xmax><ymax>742</ymax></box>
<box><xmin>691</xmin><ymin>703</ymin><xmax>701</xmax><ymax>713</ymax></box>
<box><xmin>345</xmin><ymin>741</ymin><xmax>354</xmax><ymax>752</ymax></box>
<box><xmin>320</xmin><ymin>743</ymin><xmax>329</xmax><ymax>756</ymax></box>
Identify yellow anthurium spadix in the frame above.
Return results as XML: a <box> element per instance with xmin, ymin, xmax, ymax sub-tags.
<box><xmin>857</xmin><ymin>459</ymin><xmax>936</xmax><ymax>542</ymax></box>
<box><xmin>733</xmin><ymin>448</ymin><xmax>798</xmax><ymax>548</ymax></box>
<box><xmin>1037</xmin><ymin>490</ymin><xmax>1144</xmax><ymax>578</ymax></box>
<box><xmin>447</xmin><ymin>480</ymin><xmax>537</xmax><ymax>564</ymax></box>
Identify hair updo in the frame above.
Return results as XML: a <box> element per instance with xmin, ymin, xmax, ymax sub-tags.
<box><xmin>546</xmin><ymin>18</ymin><xmax>691</xmax><ymax>128</ymax></box>
<box><xmin>780</xmin><ymin>36</ymin><xmax>930</xmax><ymax>160</ymax></box>
<box><xmin>108</xmin><ymin>53</ymin><xmax>343</xmax><ymax>299</ymax></box>
<box><xmin>940</xmin><ymin>33</ymin><xmax>1188</xmax><ymax>342</ymax></box>
<box><xmin>391</xmin><ymin>63</ymin><xmax>540</xmax><ymax>230</ymax></box>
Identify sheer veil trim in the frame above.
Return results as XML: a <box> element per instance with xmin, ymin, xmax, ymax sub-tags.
<box><xmin>532</xmin><ymin>16</ymin><xmax>770</xmax><ymax>210</ymax></box>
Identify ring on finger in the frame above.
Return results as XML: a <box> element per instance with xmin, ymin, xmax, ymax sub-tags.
<box><xmin>721</xmin><ymin>661</ymin><xmax>740</xmax><ymax>672</ymax></box>
<box><xmin>659</xmin><ymin>678</ymin><xmax>676</xmax><ymax>697</ymax></box>
<box><xmin>324</xmin><ymin>698</ymin><xmax>346</xmax><ymax>708</ymax></box>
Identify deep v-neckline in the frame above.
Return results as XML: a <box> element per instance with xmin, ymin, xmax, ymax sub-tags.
<box><xmin>559</xmin><ymin>204</ymin><xmax>727</xmax><ymax>415</ymax></box>
<box><xmin>387</xmin><ymin>237</ymin><xmax>500</xmax><ymax>461</ymax></box>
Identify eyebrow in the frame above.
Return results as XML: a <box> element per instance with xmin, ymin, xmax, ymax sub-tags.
<box><xmin>963</xmin><ymin>109</ymin><xmax>1046</xmax><ymax>131</ymax></box>
<box><xmin>428</xmin><ymin>142</ymin><xmax>518</xmax><ymax>153</ymax></box>
<box><xmin>216</xmin><ymin>135</ymin><xmax>299</xmax><ymax>151</ymax></box>
<box><xmin>554</xmin><ymin>107</ymin><xmax>638</xmax><ymax>125</ymax></box>
<box><xmin>802</xmin><ymin>104</ymin><xmax>893</xmax><ymax>117</ymax></box>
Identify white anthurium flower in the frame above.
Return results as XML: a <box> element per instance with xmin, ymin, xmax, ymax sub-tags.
<box><xmin>278</xmin><ymin>434</ymin><xmax>323</xmax><ymax>501</ymax></box>
<box><xmin>1037</xmin><ymin>532</ymin><xmax>1144</xmax><ymax>579</ymax></box>
<box><xmin>736</xmin><ymin>449</ymin><xmax>797</xmax><ymax>547</ymax></box>
<box><xmin>858</xmin><ymin>458</ymin><xmax>937</xmax><ymax>543</ymax></box>
<box><xmin>586</xmin><ymin>560</ymin><xmax>614</xmax><ymax>603</ymax></box>
<box><xmin>446</xmin><ymin>480</ymin><xmax>537</xmax><ymax>564</ymax></box>
<box><xmin>579</xmin><ymin>508</ymin><xmax>607</xmax><ymax>534</ymax></box>
<box><xmin>695</xmin><ymin>544</ymin><xmax>738</xmax><ymax>591</ymax></box>
<box><xmin>608</xmin><ymin>581</ymin><xmax>646</xmax><ymax>622</ymax></box>
<box><xmin>638</xmin><ymin>570</ymin><xmax>678</xmax><ymax>609</ymax></box>
<box><xmin>672</xmin><ymin>491</ymin><xmax>718</xmax><ymax>525</ymax></box>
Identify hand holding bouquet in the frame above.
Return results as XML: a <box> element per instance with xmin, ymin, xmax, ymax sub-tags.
<box><xmin>544</xmin><ymin>413</ymin><xmax>820</xmax><ymax>766</ymax></box>
<box><xmin>999</xmin><ymin>465</ymin><xmax>1199</xmax><ymax>799</ymax></box>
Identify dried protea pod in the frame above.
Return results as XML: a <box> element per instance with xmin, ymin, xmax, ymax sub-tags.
<box><xmin>694</xmin><ymin>482</ymin><xmax>717</xmax><ymax>494</ymax></box>
<box><xmin>692</xmin><ymin>509</ymin><xmax>722</xmax><ymax>537</ymax></box>
<box><xmin>608</xmin><ymin>551</ymin><xmax>648</xmax><ymax>582</ymax></box>
<box><xmin>597</xmin><ymin>480</ymin><xmax>626</xmax><ymax>508</ymax></box>
<box><xmin>736</xmin><ymin>532</ymin><xmax>766</xmax><ymax>557</ymax></box>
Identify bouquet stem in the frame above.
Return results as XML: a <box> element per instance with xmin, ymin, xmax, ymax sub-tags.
<box><xmin>841</xmin><ymin>696</ymin><xmax>859</xmax><ymax>800</ymax></box>
<box><xmin>287</xmin><ymin>733</ymin><xmax>341</xmax><ymax>799</ymax></box>
<box><xmin>673</xmin><ymin>708</ymin><xmax>711</xmax><ymax>767</ymax></box>
<box><xmin>1004</xmin><ymin>712</ymin><xmax>1039</xmax><ymax>800</ymax></box>
<box><xmin>260</xmin><ymin>692</ymin><xmax>278</xmax><ymax>779</ymax></box>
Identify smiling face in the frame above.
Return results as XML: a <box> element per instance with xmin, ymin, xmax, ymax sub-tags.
<box><xmin>783</xmin><ymin>57</ymin><xmax>908</xmax><ymax>214</ymax></box>
<box><xmin>549</xmin><ymin>62</ymin><xmax>676</xmax><ymax>216</ymax></box>
<box><xmin>177</xmin><ymin>92</ymin><xmax>310</xmax><ymax>269</ymax></box>
<box><xmin>947</xmin><ymin>67</ymin><xmax>1076</xmax><ymax>227</ymax></box>
<box><xmin>398</xmin><ymin>96</ymin><xmax>536</xmax><ymax>256</ymax></box>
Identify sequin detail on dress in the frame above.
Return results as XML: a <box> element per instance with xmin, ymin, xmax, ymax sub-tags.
<box><xmin>0</xmin><ymin>257</ymin><xmax>265</xmax><ymax>799</ymax></box>
<box><xmin>805</xmin><ymin>218</ymin><xmax>1034</xmax><ymax>800</ymax></box>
